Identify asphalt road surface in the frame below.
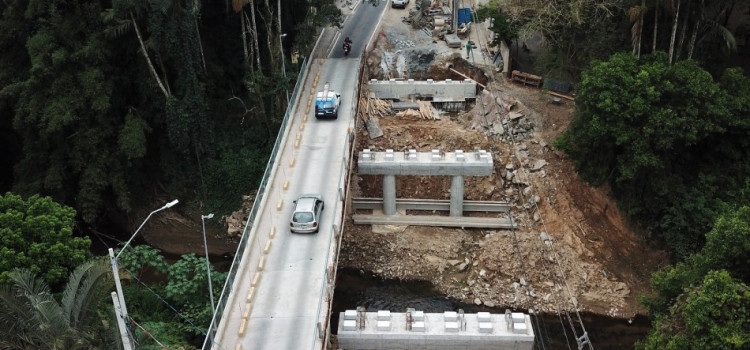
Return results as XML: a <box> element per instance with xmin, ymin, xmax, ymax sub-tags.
<box><xmin>211</xmin><ymin>2</ymin><xmax>386</xmax><ymax>349</ymax></box>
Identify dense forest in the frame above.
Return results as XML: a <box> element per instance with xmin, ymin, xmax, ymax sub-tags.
<box><xmin>1</xmin><ymin>0</ymin><xmax>750</xmax><ymax>348</ymax></box>
<box><xmin>0</xmin><ymin>0</ymin><xmax>342</xmax><ymax>347</ymax></box>
<box><xmin>0</xmin><ymin>0</ymin><xmax>342</xmax><ymax>225</ymax></box>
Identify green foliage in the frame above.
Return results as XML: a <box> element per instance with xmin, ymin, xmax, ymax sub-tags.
<box><xmin>642</xmin><ymin>206</ymin><xmax>750</xmax><ymax>333</ymax></box>
<box><xmin>556</xmin><ymin>53</ymin><xmax>750</xmax><ymax>257</ymax></box>
<box><xmin>120</xmin><ymin>249</ymin><xmax>227</xmax><ymax>342</ymax></box>
<box><xmin>0</xmin><ymin>259</ymin><xmax>117</xmax><ymax>349</ymax></box>
<box><xmin>0</xmin><ymin>192</ymin><xmax>91</xmax><ymax>285</ymax></box>
<box><xmin>639</xmin><ymin>270</ymin><xmax>750</xmax><ymax>350</ymax></box>
<box><xmin>134</xmin><ymin>321</ymin><xmax>199</xmax><ymax>349</ymax></box>
<box><xmin>205</xmin><ymin>139</ymin><xmax>269</xmax><ymax>213</ymax></box>
<box><xmin>117</xmin><ymin>244</ymin><xmax>169</xmax><ymax>279</ymax></box>
<box><xmin>475</xmin><ymin>2</ymin><xmax>524</xmax><ymax>47</ymax></box>
<box><xmin>2</xmin><ymin>0</ymin><xmax>143</xmax><ymax>223</ymax></box>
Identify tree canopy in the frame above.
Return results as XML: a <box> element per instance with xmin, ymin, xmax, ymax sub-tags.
<box><xmin>0</xmin><ymin>192</ymin><xmax>91</xmax><ymax>285</ymax></box>
<box><xmin>0</xmin><ymin>0</ymin><xmax>342</xmax><ymax>224</ymax></box>
<box><xmin>555</xmin><ymin>52</ymin><xmax>750</xmax><ymax>257</ymax></box>
<box><xmin>638</xmin><ymin>206</ymin><xmax>750</xmax><ymax>348</ymax></box>
<box><xmin>639</xmin><ymin>270</ymin><xmax>750</xmax><ymax>350</ymax></box>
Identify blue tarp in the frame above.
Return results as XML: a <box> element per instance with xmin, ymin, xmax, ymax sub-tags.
<box><xmin>457</xmin><ymin>8</ymin><xmax>471</xmax><ymax>26</ymax></box>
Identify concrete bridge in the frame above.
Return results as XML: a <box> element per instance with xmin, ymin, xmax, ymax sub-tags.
<box><xmin>203</xmin><ymin>3</ymin><xmax>530</xmax><ymax>349</ymax></box>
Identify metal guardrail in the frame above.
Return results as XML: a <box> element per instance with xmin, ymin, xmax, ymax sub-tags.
<box><xmin>202</xmin><ymin>56</ymin><xmax>309</xmax><ymax>350</ymax></box>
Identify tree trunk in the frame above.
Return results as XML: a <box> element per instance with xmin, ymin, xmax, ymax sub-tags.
<box><xmin>637</xmin><ymin>0</ymin><xmax>645</xmax><ymax>58</ymax></box>
<box><xmin>652</xmin><ymin>0</ymin><xmax>659</xmax><ymax>53</ymax></box>
<box><xmin>241</xmin><ymin>11</ymin><xmax>249</xmax><ymax>68</ymax></box>
<box><xmin>131</xmin><ymin>12</ymin><xmax>170</xmax><ymax>97</ymax></box>
<box><xmin>277</xmin><ymin>0</ymin><xmax>283</xmax><ymax>73</ymax></box>
<box><xmin>156</xmin><ymin>54</ymin><xmax>172</xmax><ymax>95</ymax></box>
<box><xmin>195</xmin><ymin>19</ymin><xmax>207</xmax><ymax>74</ymax></box>
<box><xmin>262</xmin><ymin>0</ymin><xmax>274</xmax><ymax>70</ymax></box>
<box><xmin>675</xmin><ymin>0</ymin><xmax>692</xmax><ymax>61</ymax></box>
<box><xmin>250</xmin><ymin>0</ymin><xmax>261</xmax><ymax>72</ymax></box>
<box><xmin>668</xmin><ymin>0</ymin><xmax>681</xmax><ymax>64</ymax></box>
<box><xmin>687</xmin><ymin>0</ymin><xmax>703</xmax><ymax>59</ymax></box>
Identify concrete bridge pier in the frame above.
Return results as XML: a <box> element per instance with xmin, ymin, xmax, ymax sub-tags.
<box><xmin>450</xmin><ymin>175</ymin><xmax>464</xmax><ymax>216</ymax></box>
<box><xmin>383</xmin><ymin>174</ymin><xmax>396</xmax><ymax>215</ymax></box>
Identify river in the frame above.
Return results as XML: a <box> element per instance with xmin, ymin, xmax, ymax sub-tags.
<box><xmin>332</xmin><ymin>268</ymin><xmax>650</xmax><ymax>350</ymax></box>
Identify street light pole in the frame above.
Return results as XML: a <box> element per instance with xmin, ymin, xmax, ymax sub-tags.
<box><xmin>201</xmin><ymin>213</ymin><xmax>216</xmax><ymax>316</ymax></box>
<box><xmin>110</xmin><ymin>199</ymin><xmax>179</xmax><ymax>349</ymax></box>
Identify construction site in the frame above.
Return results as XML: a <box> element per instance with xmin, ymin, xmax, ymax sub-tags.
<box><xmin>203</xmin><ymin>1</ymin><xmax>669</xmax><ymax>348</ymax></box>
<box><xmin>335</xmin><ymin>0</ymin><xmax>666</xmax><ymax>346</ymax></box>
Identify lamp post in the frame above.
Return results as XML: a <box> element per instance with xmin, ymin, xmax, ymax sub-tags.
<box><xmin>109</xmin><ymin>199</ymin><xmax>179</xmax><ymax>349</ymax></box>
<box><xmin>201</xmin><ymin>213</ymin><xmax>216</xmax><ymax>316</ymax></box>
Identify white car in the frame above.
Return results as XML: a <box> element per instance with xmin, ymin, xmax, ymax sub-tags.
<box><xmin>392</xmin><ymin>0</ymin><xmax>409</xmax><ymax>9</ymax></box>
<box><xmin>290</xmin><ymin>194</ymin><xmax>325</xmax><ymax>233</ymax></box>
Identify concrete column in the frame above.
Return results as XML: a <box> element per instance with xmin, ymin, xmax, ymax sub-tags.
<box><xmin>383</xmin><ymin>175</ymin><xmax>397</xmax><ymax>215</ymax></box>
<box><xmin>450</xmin><ymin>175</ymin><xmax>464</xmax><ymax>217</ymax></box>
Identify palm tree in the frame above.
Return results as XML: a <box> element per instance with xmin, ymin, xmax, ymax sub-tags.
<box><xmin>0</xmin><ymin>260</ymin><xmax>117</xmax><ymax>350</ymax></box>
<box><xmin>687</xmin><ymin>0</ymin><xmax>738</xmax><ymax>59</ymax></box>
<box><xmin>629</xmin><ymin>0</ymin><xmax>647</xmax><ymax>57</ymax></box>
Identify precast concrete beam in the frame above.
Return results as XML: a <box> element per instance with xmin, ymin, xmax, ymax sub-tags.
<box><xmin>368</xmin><ymin>79</ymin><xmax>477</xmax><ymax>102</ymax></box>
<box><xmin>358</xmin><ymin>150</ymin><xmax>492</xmax><ymax>176</ymax></box>
<box><xmin>450</xmin><ymin>176</ymin><xmax>464</xmax><ymax>217</ymax></box>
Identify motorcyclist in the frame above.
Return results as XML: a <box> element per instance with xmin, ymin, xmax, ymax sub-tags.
<box><xmin>343</xmin><ymin>36</ymin><xmax>352</xmax><ymax>54</ymax></box>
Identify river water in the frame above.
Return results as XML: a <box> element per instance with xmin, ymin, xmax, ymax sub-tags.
<box><xmin>332</xmin><ymin>268</ymin><xmax>650</xmax><ymax>350</ymax></box>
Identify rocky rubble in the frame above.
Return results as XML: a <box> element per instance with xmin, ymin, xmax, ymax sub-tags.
<box><xmin>340</xmin><ymin>3</ymin><xmax>664</xmax><ymax>319</ymax></box>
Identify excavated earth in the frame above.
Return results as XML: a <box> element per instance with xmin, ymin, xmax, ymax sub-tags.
<box><xmin>338</xmin><ymin>4</ymin><xmax>667</xmax><ymax>319</ymax></box>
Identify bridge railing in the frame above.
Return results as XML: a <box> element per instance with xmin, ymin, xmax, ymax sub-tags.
<box><xmin>202</xmin><ymin>55</ymin><xmax>310</xmax><ymax>350</ymax></box>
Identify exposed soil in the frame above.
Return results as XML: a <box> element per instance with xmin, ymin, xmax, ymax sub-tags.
<box><xmin>338</xmin><ymin>2</ymin><xmax>668</xmax><ymax>319</ymax></box>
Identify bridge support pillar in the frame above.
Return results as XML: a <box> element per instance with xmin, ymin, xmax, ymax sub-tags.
<box><xmin>450</xmin><ymin>175</ymin><xmax>464</xmax><ymax>217</ymax></box>
<box><xmin>383</xmin><ymin>175</ymin><xmax>397</xmax><ymax>215</ymax></box>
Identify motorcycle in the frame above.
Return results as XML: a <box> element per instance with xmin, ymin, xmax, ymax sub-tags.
<box><xmin>343</xmin><ymin>42</ymin><xmax>351</xmax><ymax>56</ymax></box>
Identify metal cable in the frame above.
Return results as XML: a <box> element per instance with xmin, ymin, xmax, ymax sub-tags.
<box><xmin>483</xmin><ymin>80</ymin><xmax>594</xmax><ymax>349</ymax></box>
<box><xmin>473</xmin><ymin>72</ymin><xmax>548</xmax><ymax>350</ymax></box>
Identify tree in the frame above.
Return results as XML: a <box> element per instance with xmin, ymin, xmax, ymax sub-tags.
<box><xmin>475</xmin><ymin>2</ymin><xmax>524</xmax><ymax>47</ymax></box>
<box><xmin>118</xmin><ymin>247</ymin><xmax>227</xmax><ymax>345</ymax></box>
<box><xmin>640</xmin><ymin>207</ymin><xmax>750</xmax><ymax>349</ymax></box>
<box><xmin>555</xmin><ymin>53</ymin><xmax>750</xmax><ymax>257</ymax></box>
<box><xmin>164</xmin><ymin>253</ymin><xmax>227</xmax><ymax>334</ymax></box>
<box><xmin>0</xmin><ymin>260</ymin><xmax>117</xmax><ymax>350</ymax></box>
<box><xmin>643</xmin><ymin>206</ymin><xmax>750</xmax><ymax>315</ymax></box>
<box><xmin>629</xmin><ymin>0</ymin><xmax>648</xmax><ymax>57</ymax></box>
<box><xmin>639</xmin><ymin>270</ymin><xmax>750</xmax><ymax>349</ymax></box>
<box><xmin>1</xmin><ymin>0</ymin><xmax>146</xmax><ymax>223</ymax></box>
<box><xmin>0</xmin><ymin>192</ymin><xmax>91</xmax><ymax>285</ymax></box>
